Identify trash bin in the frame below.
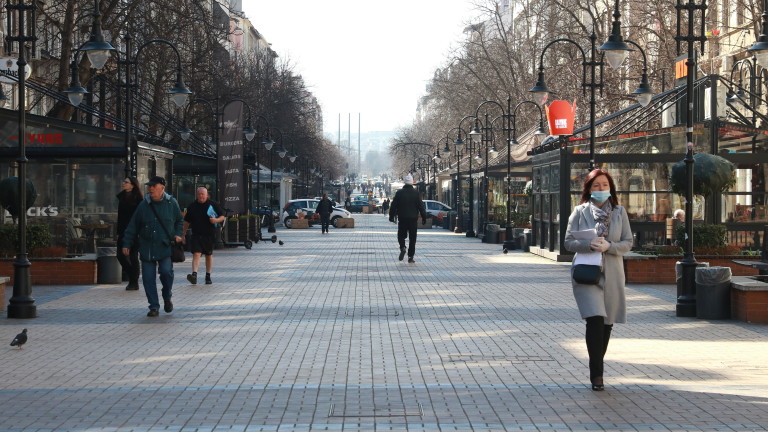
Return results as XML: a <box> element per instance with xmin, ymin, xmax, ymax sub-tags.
<box><xmin>484</xmin><ymin>224</ymin><xmax>500</xmax><ymax>243</ymax></box>
<box><xmin>695</xmin><ymin>266</ymin><xmax>732</xmax><ymax>319</ymax></box>
<box><xmin>523</xmin><ymin>229</ymin><xmax>532</xmax><ymax>252</ymax></box>
<box><xmin>97</xmin><ymin>247</ymin><xmax>121</xmax><ymax>284</ymax></box>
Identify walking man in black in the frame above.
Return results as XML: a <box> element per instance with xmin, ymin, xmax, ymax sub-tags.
<box><xmin>388</xmin><ymin>174</ymin><xmax>427</xmax><ymax>263</ymax></box>
<box><xmin>183</xmin><ymin>187</ymin><xmax>226</xmax><ymax>285</ymax></box>
<box><xmin>316</xmin><ymin>193</ymin><xmax>334</xmax><ymax>234</ymax></box>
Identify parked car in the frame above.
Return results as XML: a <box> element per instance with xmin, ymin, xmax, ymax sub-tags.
<box><xmin>281</xmin><ymin>199</ymin><xmax>351</xmax><ymax>228</ymax></box>
<box><xmin>423</xmin><ymin>200</ymin><xmax>453</xmax><ymax>219</ymax></box>
<box><xmin>346</xmin><ymin>199</ymin><xmax>379</xmax><ymax>213</ymax></box>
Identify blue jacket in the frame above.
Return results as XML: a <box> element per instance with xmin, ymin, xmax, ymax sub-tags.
<box><xmin>123</xmin><ymin>192</ymin><xmax>183</xmax><ymax>262</ymax></box>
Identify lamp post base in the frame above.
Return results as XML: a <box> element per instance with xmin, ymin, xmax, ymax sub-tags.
<box><xmin>675</xmin><ymin>300</ymin><xmax>696</xmax><ymax>317</ymax></box>
<box><xmin>454</xmin><ymin>216</ymin><xmax>462</xmax><ymax>233</ymax></box>
<box><xmin>8</xmin><ymin>258</ymin><xmax>37</xmax><ymax>319</ymax></box>
<box><xmin>465</xmin><ymin>229</ymin><xmax>475</xmax><ymax>237</ymax></box>
<box><xmin>676</xmin><ymin>259</ymin><xmax>699</xmax><ymax>317</ymax></box>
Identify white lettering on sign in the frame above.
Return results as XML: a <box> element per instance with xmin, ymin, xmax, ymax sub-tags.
<box><xmin>4</xmin><ymin>206</ymin><xmax>59</xmax><ymax>217</ymax></box>
<box><xmin>224</xmin><ymin>168</ymin><xmax>240</xmax><ymax>174</ymax></box>
<box><xmin>555</xmin><ymin>119</ymin><xmax>567</xmax><ymax>129</ymax></box>
<box><xmin>224</xmin><ymin>197</ymin><xmax>241</xmax><ymax>202</ymax></box>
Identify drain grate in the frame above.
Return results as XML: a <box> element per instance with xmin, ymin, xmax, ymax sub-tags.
<box><xmin>329</xmin><ymin>402</ymin><xmax>423</xmax><ymax>417</ymax></box>
<box><xmin>444</xmin><ymin>354</ymin><xmax>554</xmax><ymax>363</ymax></box>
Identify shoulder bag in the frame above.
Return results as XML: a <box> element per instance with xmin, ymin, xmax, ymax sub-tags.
<box><xmin>572</xmin><ymin>207</ymin><xmax>614</xmax><ymax>285</ymax></box>
<box><xmin>149</xmin><ymin>201</ymin><xmax>185</xmax><ymax>263</ymax></box>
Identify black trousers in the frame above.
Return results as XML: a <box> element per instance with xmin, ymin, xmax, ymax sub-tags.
<box><xmin>117</xmin><ymin>235</ymin><xmax>139</xmax><ymax>285</ymax></box>
<box><xmin>585</xmin><ymin>316</ymin><xmax>613</xmax><ymax>380</ymax></box>
<box><xmin>320</xmin><ymin>213</ymin><xmax>330</xmax><ymax>232</ymax></box>
<box><xmin>397</xmin><ymin>217</ymin><xmax>418</xmax><ymax>257</ymax></box>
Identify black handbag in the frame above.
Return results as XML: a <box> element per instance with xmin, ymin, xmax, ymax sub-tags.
<box><xmin>572</xmin><ymin>264</ymin><xmax>601</xmax><ymax>285</ymax></box>
<box><xmin>148</xmin><ymin>202</ymin><xmax>185</xmax><ymax>263</ymax></box>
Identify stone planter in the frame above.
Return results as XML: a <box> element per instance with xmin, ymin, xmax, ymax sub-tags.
<box><xmin>624</xmin><ymin>254</ymin><xmax>760</xmax><ymax>284</ymax></box>
<box><xmin>0</xmin><ymin>257</ymin><xmax>97</xmax><ymax>285</ymax></box>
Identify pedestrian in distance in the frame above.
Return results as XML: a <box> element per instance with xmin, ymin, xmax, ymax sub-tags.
<box><xmin>116</xmin><ymin>176</ymin><xmax>142</xmax><ymax>291</ymax></box>
<box><xmin>183</xmin><ymin>187</ymin><xmax>226</xmax><ymax>285</ymax></box>
<box><xmin>122</xmin><ymin>176</ymin><xmax>183</xmax><ymax>317</ymax></box>
<box><xmin>673</xmin><ymin>208</ymin><xmax>685</xmax><ymax>222</ymax></box>
<box><xmin>316</xmin><ymin>193</ymin><xmax>334</xmax><ymax>234</ymax></box>
<box><xmin>388</xmin><ymin>174</ymin><xmax>427</xmax><ymax>263</ymax></box>
<box><xmin>564</xmin><ymin>169</ymin><xmax>633</xmax><ymax>391</ymax></box>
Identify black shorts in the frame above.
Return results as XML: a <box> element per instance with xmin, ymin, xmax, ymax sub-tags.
<box><xmin>189</xmin><ymin>234</ymin><xmax>214</xmax><ymax>255</ymax></box>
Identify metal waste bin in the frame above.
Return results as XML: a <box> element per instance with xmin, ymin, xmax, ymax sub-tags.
<box><xmin>523</xmin><ymin>229</ymin><xmax>532</xmax><ymax>252</ymax></box>
<box><xmin>97</xmin><ymin>247</ymin><xmax>121</xmax><ymax>284</ymax></box>
<box><xmin>695</xmin><ymin>266</ymin><xmax>732</xmax><ymax>319</ymax></box>
<box><xmin>484</xmin><ymin>224</ymin><xmax>500</xmax><ymax>243</ymax></box>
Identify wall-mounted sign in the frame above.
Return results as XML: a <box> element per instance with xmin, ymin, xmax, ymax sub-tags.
<box><xmin>0</xmin><ymin>57</ymin><xmax>32</xmax><ymax>84</ymax></box>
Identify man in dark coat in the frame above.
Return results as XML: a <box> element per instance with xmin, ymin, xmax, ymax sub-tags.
<box><xmin>388</xmin><ymin>174</ymin><xmax>427</xmax><ymax>263</ymax></box>
<box><xmin>122</xmin><ymin>176</ymin><xmax>183</xmax><ymax>317</ymax></box>
<box><xmin>316</xmin><ymin>193</ymin><xmax>334</xmax><ymax>233</ymax></box>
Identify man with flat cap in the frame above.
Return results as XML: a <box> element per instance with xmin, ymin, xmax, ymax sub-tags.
<box><xmin>122</xmin><ymin>176</ymin><xmax>183</xmax><ymax>317</ymax></box>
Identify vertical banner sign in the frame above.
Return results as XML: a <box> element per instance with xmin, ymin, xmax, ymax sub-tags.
<box><xmin>218</xmin><ymin>102</ymin><xmax>245</xmax><ymax>213</ymax></box>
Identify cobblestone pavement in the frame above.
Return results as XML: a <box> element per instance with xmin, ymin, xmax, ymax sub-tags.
<box><xmin>2</xmin><ymin>214</ymin><xmax>768</xmax><ymax>432</ymax></box>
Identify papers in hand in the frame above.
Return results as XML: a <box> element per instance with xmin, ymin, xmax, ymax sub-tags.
<box><xmin>571</xmin><ymin>228</ymin><xmax>596</xmax><ymax>240</ymax></box>
<box><xmin>207</xmin><ymin>205</ymin><xmax>219</xmax><ymax>228</ymax></box>
<box><xmin>571</xmin><ymin>229</ymin><xmax>602</xmax><ymax>266</ymax></box>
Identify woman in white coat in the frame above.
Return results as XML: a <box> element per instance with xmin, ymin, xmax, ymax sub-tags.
<box><xmin>564</xmin><ymin>169</ymin><xmax>633</xmax><ymax>391</ymax></box>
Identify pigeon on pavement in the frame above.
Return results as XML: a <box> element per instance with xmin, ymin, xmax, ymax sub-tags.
<box><xmin>279</xmin><ymin>240</ymin><xmax>284</xmax><ymax>246</ymax></box>
<box><xmin>10</xmin><ymin>329</ymin><xmax>27</xmax><ymax>349</ymax></box>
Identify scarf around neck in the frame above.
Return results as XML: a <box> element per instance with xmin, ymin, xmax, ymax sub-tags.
<box><xmin>589</xmin><ymin>200</ymin><xmax>613</xmax><ymax>237</ymax></box>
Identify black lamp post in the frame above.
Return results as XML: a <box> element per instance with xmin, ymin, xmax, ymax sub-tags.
<box><xmin>125</xmin><ymin>37</ymin><xmax>191</xmax><ymax>177</ymax></box>
<box><xmin>432</xmin><ymin>148</ymin><xmax>441</xmax><ymax>201</ymax></box>
<box><xmin>502</xmin><ymin>99</ymin><xmax>547</xmax><ymax>252</ymax></box>
<box><xmin>67</xmin><ymin>33</ymin><xmax>191</xmax><ymax>177</ymax></box>
<box><xmin>248</xmin><ymin>114</ymin><xmax>271</xmax><ymax>216</ymax></box>
<box><xmin>529</xmin><ymin>0</ymin><xmax>652</xmax><ymax>171</ymax></box>
<box><xmin>5</xmin><ymin>0</ymin><xmax>39</xmax><ymax>318</ymax></box>
<box><xmin>674</xmin><ymin>0</ymin><xmax>707</xmax><ymax>317</ymax></box>
<box><xmin>456</xmin><ymin>116</ymin><xmax>477</xmax><ymax>236</ymax></box>
<box><xmin>469</xmin><ymin>112</ymin><xmax>500</xmax><ymax>238</ymax></box>
<box><xmin>749</xmin><ymin>0</ymin><xmax>768</xmax><ymax>69</ymax></box>
<box><xmin>263</xmin><ymin>129</ymin><xmax>278</xmax><ymax>232</ymax></box>
<box><xmin>63</xmin><ymin>0</ymin><xmax>116</xmax><ymax>107</ymax></box>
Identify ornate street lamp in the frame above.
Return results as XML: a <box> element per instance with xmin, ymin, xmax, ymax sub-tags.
<box><xmin>5</xmin><ymin>0</ymin><xmax>39</xmax><ymax>318</ymax></box>
<box><xmin>457</xmin><ymin>116</ymin><xmax>478</xmax><ymax>236</ymax></box>
<box><xmin>529</xmin><ymin>0</ymin><xmax>652</xmax><ymax>171</ymax></box>
<box><xmin>749</xmin><ymin>0</ymin><xmax>768</xmax><ymax>68</ymax></box>
<box><xmin>674</xmin><ymin>0</ymin><xmax>707</xmax><ymax>317</ymax></box>
<box><xmin>67</xmin><ymin>34</ymin><xmax>191</xmax><ymax>177</ymax></box>
<box><xmin>502</xmin><ymin>100</ymin><xmax>546</xmax><ymax>252</ymax></box>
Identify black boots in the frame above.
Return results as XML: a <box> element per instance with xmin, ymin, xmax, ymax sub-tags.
<box><xmin>586</xmin><ymin>316</ymin><xmax>612</xmax><ymax>391</ymax></box>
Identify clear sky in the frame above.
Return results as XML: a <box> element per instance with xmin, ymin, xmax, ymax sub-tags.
<box><xmin>242</xmin><ymin>1</ymin><xmax>481</xmax><ymax>135</ymax></box>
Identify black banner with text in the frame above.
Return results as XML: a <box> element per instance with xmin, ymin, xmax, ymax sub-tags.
<box><xmin>217</xmin><ymin>102</ymin><xmax>245</xmax><ymax>213</ymax></box>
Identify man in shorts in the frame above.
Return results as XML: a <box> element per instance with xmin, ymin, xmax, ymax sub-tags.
<box><xmin>183</xmin><ymin>187</ymin><xmax>226</xmax><ymax>285</ymax></box>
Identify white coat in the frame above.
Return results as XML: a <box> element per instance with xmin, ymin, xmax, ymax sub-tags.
<box><xmin>564</xmin><ymin>202</ymin><xmax>633</xmax><ymax>324</ymax></box>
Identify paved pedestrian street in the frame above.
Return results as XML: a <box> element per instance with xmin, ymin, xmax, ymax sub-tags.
<box><xmin>2</xmin><ymin>214</ymin><xmax>768</xmax><ymax>432</ymax></box>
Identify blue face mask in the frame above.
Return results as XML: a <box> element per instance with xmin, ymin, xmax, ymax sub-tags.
<box><xmin>591</xmin><ymin>190</ymin><xmax>611</xmax><ymax>203</ymax></box>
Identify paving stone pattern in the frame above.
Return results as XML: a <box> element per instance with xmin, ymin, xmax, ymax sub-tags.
<box><xmin>2</xmin><ymin>214</ymin><xmax>768</xmax><ymax>431</ymax></box>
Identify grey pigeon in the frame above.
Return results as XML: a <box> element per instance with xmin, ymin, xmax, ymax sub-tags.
<box><xmin>279</xmin><ymin>240</ymin><xmax>284</xmax><ymax>246</ymax></box>
<box><xmin>270</xmin><ymin>235</ymin><xmax>277</xmax><ymax>243</ymax></box>
<box><xmin>10</xmin><ymin>329</ymin><xmax>27</xmax><ymax>349</ymax></box>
